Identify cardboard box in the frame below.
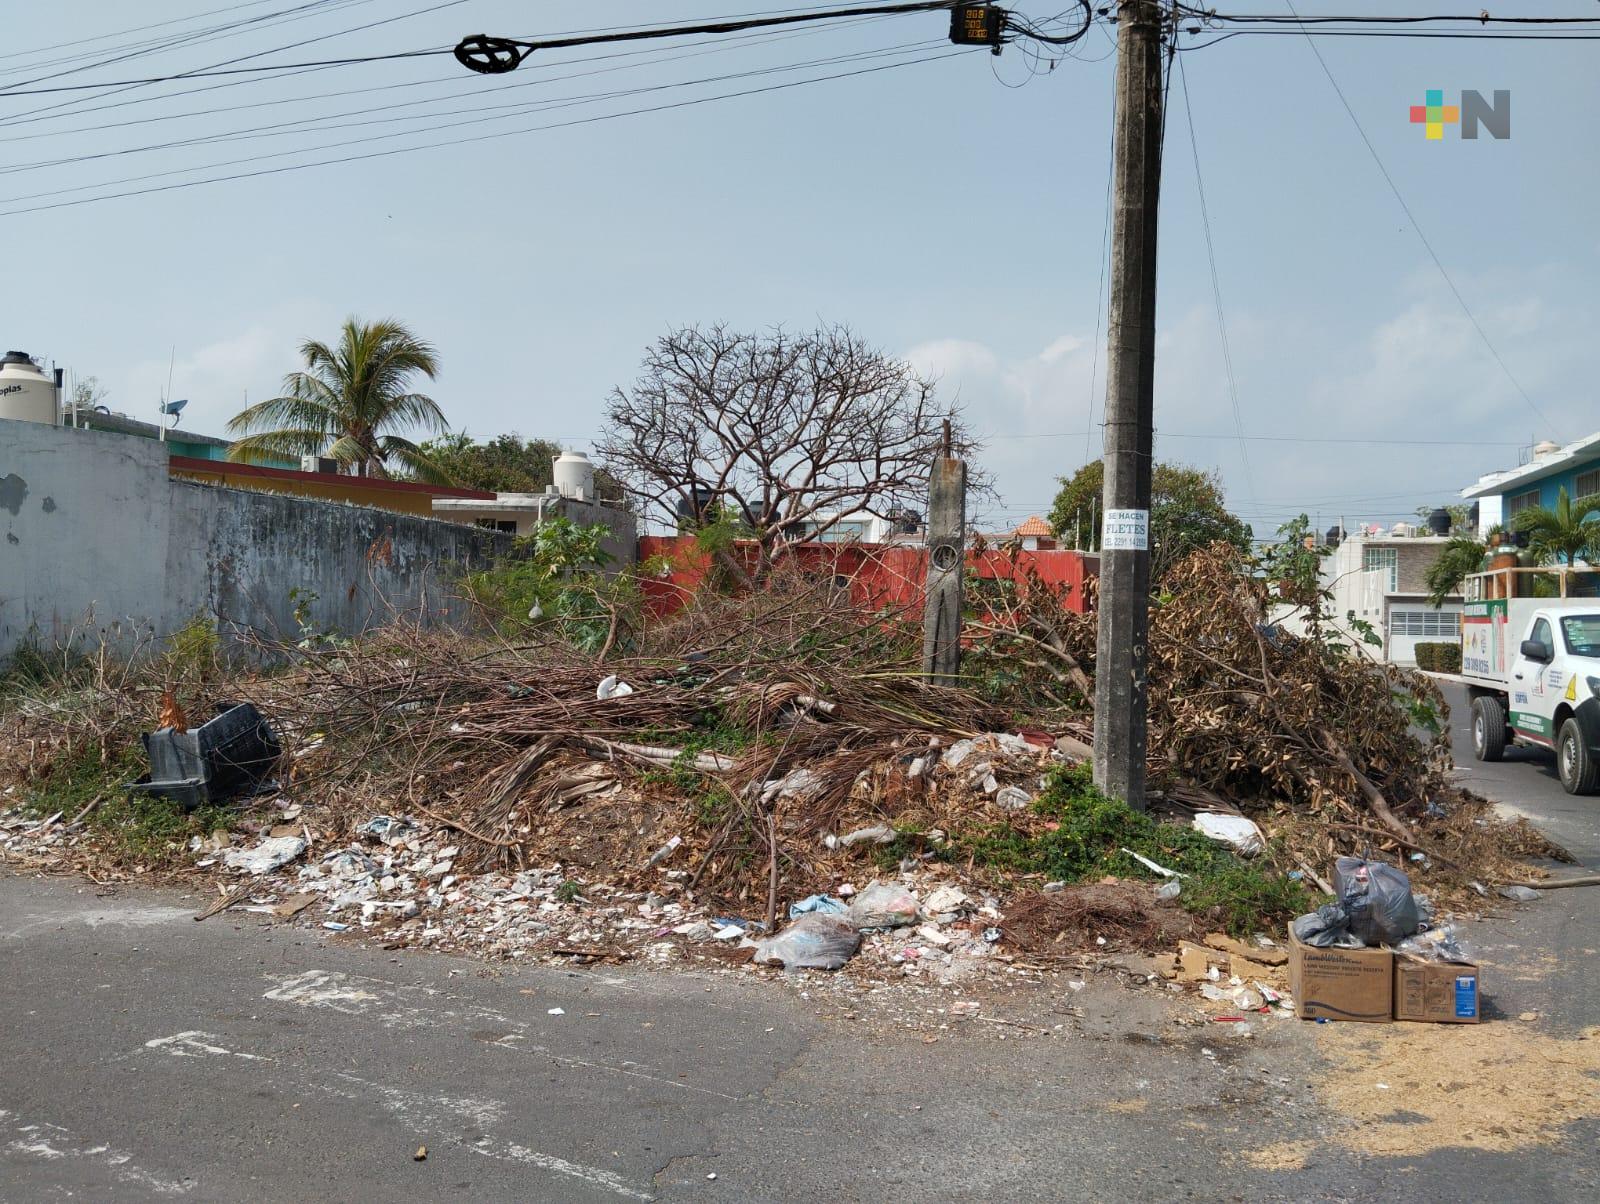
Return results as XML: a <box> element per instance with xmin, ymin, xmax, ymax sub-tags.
<box><xmin>1393</xmin><ymin>954</ymin><xmax>1481</xmax><ymax>1023</ymax></box>
<box><xmin>1288</xmin><ymin>929</ymin><xmax>1392</xmax><ymax>1022</ymax></box>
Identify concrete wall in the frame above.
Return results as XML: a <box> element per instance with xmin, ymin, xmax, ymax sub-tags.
<box><xmin>1</xmin><ymin>418</ymin><xmax>512</xmax><ymax>660</ymax></box>
<box><xmin>553</xmin><ymin>496</ymin><xmax>637</xmax><ymax>570</ymax></box>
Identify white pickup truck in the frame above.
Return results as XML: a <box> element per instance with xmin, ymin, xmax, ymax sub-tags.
<box><xmin>1434</xmin><ymin>570</ymin><xmax>1600</xmax><ymax>794</ymax></box>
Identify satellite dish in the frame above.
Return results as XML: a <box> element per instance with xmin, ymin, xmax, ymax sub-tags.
<box><xmin>159</xmin><ymin>398</ymin><xmax>188</xmax><ymax>416</ymax></box>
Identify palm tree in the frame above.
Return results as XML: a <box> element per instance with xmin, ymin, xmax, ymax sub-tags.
<box><xmin>1511</xmin><ymin>486</ymin><xmax>1600</xmax><ymax>566</ymax></box>
<box><xmin>226</xmin><ymin>318</ymin><xmax>450</xmax><ymax>481</ymax></box>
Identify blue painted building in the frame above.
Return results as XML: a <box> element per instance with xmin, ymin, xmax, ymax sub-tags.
<box><xmin>1463</xmin><ymin>432</ymin><xmax>1600</xmax><ymax>534</ymax></box>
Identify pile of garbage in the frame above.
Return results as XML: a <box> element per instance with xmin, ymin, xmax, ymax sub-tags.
<box><xmin>1292</xmin><ymin>855</ymin><xmax>1471</xmax><ymax>963</ymax></box>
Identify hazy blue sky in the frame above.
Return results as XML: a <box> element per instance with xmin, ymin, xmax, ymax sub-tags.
<box><xmin>5</xmin><ymin>1</ymin><xmax>1597</xmax><ymax>535</ymax></box>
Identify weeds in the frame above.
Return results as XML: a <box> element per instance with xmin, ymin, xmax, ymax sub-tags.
<box><xmin>938</xmin><ymin>764</ymin><xmax>1313</xmax><ymax>934</ymax></box>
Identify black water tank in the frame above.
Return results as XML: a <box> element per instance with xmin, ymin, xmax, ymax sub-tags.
<box><xmin>1325</xmin><ymin>525</ymin><xmax>1345</xmax><ymax>548</ymax></box>
<box><xmin>1426</xmin><ymin>507</ymin><xmax>1451</xmax><ymax>536</ymax></box>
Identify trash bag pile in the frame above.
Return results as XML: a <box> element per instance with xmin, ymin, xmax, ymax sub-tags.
<box><xmin>1292</xmin><ymin>856</ymin><xmax>1430</xmax><ymax>950</ymax></box>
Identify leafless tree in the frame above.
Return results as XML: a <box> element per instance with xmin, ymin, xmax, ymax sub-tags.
<box><xmin>596</xmin><ymin>323</ymin><xmax>984</xmax><ymax>578</ymax></box>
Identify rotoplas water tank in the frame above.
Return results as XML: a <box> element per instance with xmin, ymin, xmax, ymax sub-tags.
<box><xmin>0</xmin><ymin>351</ymin><xmax>58</xmax><ymax>425</ymax></box>
<box><xmin>552</xmin><ymin>450</ymin><xmax>595</xmax><ymax>502</ymax></box>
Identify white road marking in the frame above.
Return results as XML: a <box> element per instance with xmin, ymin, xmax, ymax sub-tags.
<box><xmin>2</xmin><ymin>1117</ymin><xmax>191</xmax><ymax>1195</ymax></box>
<box><xmin>331</xmin><ymin>1072</ymin><xmax>505</xmax><ymax>1130</ymax></box>
<box><xmin>262</xmin><ymin>969</ymin><xmax>741</xmax><ymax>1101</ymax></box>
<box><xmin>145</xmin><ymin>1032</ymin><xmax>271</xmax><ymax>1061</ymax></box>
<box><xmin>468</xmin><ymin>1137</ymin><xmax>653</xmax><ymax>1200</ymax></box>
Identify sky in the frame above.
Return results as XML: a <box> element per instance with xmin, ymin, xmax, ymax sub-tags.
<box><xmin>4</xmin><ymin>1</ymin><xmax>1598</xmax><ymax>538</ymax></box>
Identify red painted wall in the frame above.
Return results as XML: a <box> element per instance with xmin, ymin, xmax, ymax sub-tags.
<box><xmin>636</xmin><ymin>537</ymin><xmax>1096</xmax><ymax>620</ymax></box>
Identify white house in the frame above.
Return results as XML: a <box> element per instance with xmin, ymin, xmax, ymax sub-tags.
<box><xmin>1319</xmin><ymin>529</ymin><xmax>1463</xmax><ymax>665</ymax></box>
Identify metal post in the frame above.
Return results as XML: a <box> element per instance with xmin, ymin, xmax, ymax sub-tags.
<box><xmin>1092</xmin><ymin>0</ymin><xmax>1165</xmax><ymax>810</ymax></box>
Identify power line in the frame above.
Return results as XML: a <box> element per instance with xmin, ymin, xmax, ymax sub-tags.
<box><xmin>1275</xmin><ymin>0</ymin><xmax>1555</xmax><ymax>434</ymax></box>
<box><xmin>0</xmin><ymin>40</ymin><xmax>947</xmax><ymax>202</ymax></box>
<box><xmin>0</xmin><ymin>0</ymin><xmax>467</xmax><ymax>98</ymax></box>
<box><xmin>0</xmin><ymin>10</ymin><xmax>905</xmax><ymax>145</ymax></box>
<box><xmin>0</xmin><ymin>1</ymin><xmax>375</xmax><ymax>89</ymax></box>
<box><xmin>1175</xmin><ymin>48</ymin><xmax>1253</xmax><ymax>500</ymax></box>
<box><xmin>0</xmin><ymin>50</ymin><xmax>968</xmax><ymax>218</ymax></box>
<box><xmin>1082</xmin><ymin>61</ymin><xmax>1116</xmax><ymax>471</ymax></box>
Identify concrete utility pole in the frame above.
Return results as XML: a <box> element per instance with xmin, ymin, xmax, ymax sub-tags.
<box><xmin>1093</xmin><ymin>0</ymin><xmax>1165</xmax><ymax>810</ymax></box>
<box><xmin>922</xmin><ymin>420</ymin><xmax>967</xmax><ymax>685</ymax></box>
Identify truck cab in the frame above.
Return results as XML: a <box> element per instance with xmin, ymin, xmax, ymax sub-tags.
<box><xmin>1453</xmin><ymin>566</ymin><xmax>1600</xmax><ymax>794</ymax></box>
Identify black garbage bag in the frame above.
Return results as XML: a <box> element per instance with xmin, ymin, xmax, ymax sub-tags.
<box><xmin>1291</xmin><ymin>903</ymin><xmax>1365</xmax><ymax>948</ymax></box>
<box><xmin>1334</xmin><ymin>855</ymin><xmax>1421</xmax><ymax>946</ymax></box>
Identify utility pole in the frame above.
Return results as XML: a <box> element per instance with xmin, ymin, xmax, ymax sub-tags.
<box><xmin>922</xmin><ymin>419</ymin><xmax>967</xmax><ymax>685</ymax></box>
<box><xmin>1093</xmin><ymin>0</ymin><xmax>1165</xmax><ymax>810</ymax></box>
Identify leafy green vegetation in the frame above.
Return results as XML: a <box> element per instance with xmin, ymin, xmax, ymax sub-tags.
<box><xmin>464</xmin><ymin>519</ymin><xmax>628</xmax><ymax>652</ymax></box>
<box><xmin>929</xmin><ymin>764</ymin><xmax>1312</xmax><ymax>934</ymax></box>
<box><xmin>19</xmin><ymin>741</ymin><xmax>239</xmax><ymax>869</ymax></box>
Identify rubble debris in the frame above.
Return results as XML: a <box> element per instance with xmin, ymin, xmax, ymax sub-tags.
<box><xmin>414</xmin><ymin>1146</ymin><xmax>428</xmax><ymax>1162</ymax></box>
<box><xmin>224</xmin><ymin>835</ymin><xmax>306</xmax><ymax>876</ymax></box>
<box><xmin>1202</xmin><ymin>933</ymin><xmax>1287</xmax><ymax>967</ymax></box>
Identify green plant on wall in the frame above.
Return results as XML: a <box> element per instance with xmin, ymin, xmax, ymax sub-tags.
<box><xmin>465</xmin><ymin>519</ymin><xmax>625</xmax><ymax>652</ymax></box>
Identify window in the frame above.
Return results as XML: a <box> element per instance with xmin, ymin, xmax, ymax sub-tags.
<box><xmin>1561</xmin><ymin>615</ymin><xmax>1600</xmax><ymax>657</ymax></box>
<box><xmin>1506</xmin><ymin>488</ymin><xmax>1541</xmax><ymax>520</ymax></box>
<box><xmin>1389</xmin><ymin>609</ymin><xmax>1461</xmax><ymax>638</ymax></box>
<box><xmin>1530</xmin><ymin>617</ymin><xmax>1553</xmax><ymax>654</ymax></box>
<box><xmin>1576</xmin><ymin>468</ymin><xmax>1600</xmax><ymax>499</ymax></box>
<box><xmin>1363</xmin><ymin>546</ymin><xmax>1398</xmax><ymax>592</ymax></box>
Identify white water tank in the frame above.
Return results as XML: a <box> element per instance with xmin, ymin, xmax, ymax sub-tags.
<box><xmin>0</xmin><ymin>351</ymin><xmax>58</xmax><ymax>425</ymax></box>
<box><xmin>552</xmin><ymin>450</ymin><xmax>595</xmax><ymax>502</ymax></box>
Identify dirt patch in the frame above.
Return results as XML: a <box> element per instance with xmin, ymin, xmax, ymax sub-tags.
<box><xmin>1313</xmin><ymin>1022</ymin><xmax>1600</xmax><ymax>1156</ymax></box>
<box><xmin>1001</xmin><ymin>882</ymin><xmax>1197</xmax><ymax>956</ymax></box>
<box><xmin>1236</xmin><ymin>1139</ymin><xmax>1319</xmax><ymax>1171</ymax></box>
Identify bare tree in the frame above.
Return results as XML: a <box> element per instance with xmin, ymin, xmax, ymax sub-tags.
<box><xmin>596</xmin><ymin>324</ymin><xmax>983</xmax><ymax>577</ymax></box>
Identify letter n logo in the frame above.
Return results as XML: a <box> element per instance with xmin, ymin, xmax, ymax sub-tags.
<box><xmin>1461</xmin><ymin>90</ymin><xmax>1510</xmax><ymax>140</ymax></box>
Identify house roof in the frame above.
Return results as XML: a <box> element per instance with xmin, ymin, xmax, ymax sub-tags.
<box><xmin>1014</xmin><ymin>515</ymin><xmax>1053</xmax><ymax>537</ymax></box>
<box><xmin>1461</xmin><ymin>429</ymin><xmax>1600</xmax><ymax>499</ymax></box>
<box><xmin>169</xmin><ymin>455</ymin><xmax>495</xmax><ymax>499</ymax></box>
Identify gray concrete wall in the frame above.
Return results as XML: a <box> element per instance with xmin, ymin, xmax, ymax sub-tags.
<box><xmin>1</xmin><ymin>418</ymin><xmax>512</xmax><ymax>660</ymax></box>
<box><xmin>550</xmin><ymin>496</ymin><xmax>637</xmax><ymax>570</ymax></box>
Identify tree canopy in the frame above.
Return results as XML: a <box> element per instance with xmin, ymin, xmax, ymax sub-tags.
<box><xmin>226</xmin><ymin>317</ymin><xmax>447</xmax><ymax>480</ymax></box>
<box><xmin>596</xmin><ymin>322</ymin><xmax>980</xmax><ymax>573</ymax></box>
<box><xmin>418</xmin><ymin>432</ymin><xmax>563</xmax><ymax>492</ymax></box>
<box><xmin>1048</xmin><ymin>459</ymin><xmax>1251</xmax><ymax>580</ymax></box>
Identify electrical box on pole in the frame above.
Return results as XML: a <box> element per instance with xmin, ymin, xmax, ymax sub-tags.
<box><xmin>948</xmin><ymin>4</ymin><xmax>1007</xmax><ymax>52</ymax></box>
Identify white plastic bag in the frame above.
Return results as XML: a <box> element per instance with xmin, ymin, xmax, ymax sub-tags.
<box><xmin>1191</xmin><ymin>813</ymin><xmax>1265</xmax><ymax>857</ymax></box>
<box><xmin>847</xmin><ymin>880</ymin><xmax>918</xmax><ymax>930</ymax></box>
<box><xmin>752</xmin><ymin>913</ymin><xmax>861</xmax><ymax>970</ymax></box>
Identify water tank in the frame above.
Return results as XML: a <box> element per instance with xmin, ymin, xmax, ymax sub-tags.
<box><xmin>0</xmin><ymin>351</ymin><xmax>58</xmax><ymax>425</ymax></box>
<box><xmin>552</xmin><ymin>450</ymin><xmax>595</xmax><ymax>502</ymax></box>
<box><xmin>1532</xmin><ymin>439</ymin><xmax>1560</xmax><ymax>459</ymax></box>
<box><xmin>1324</xmin><ymin>525</ymin><xmax>1344</xmax><ymax>548</ymax></box>
<box><xmin>1426</xmin><ymin>507</ymin><xmax>1451</xmax><ymax>536</ymax></box>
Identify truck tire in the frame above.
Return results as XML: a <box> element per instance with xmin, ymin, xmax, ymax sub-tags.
<box><xmin>1471</xmin><ymin>696</ymin><xmax>1507</xmax><ymax>763</ymax></box>
<box><xmin>1557</xmin><ymin>718</ymin><xmax>1600</xmax><ymax>795</ymax></box>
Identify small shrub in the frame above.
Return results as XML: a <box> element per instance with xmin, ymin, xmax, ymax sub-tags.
<box><xmin>1413</xmin><ymin>642</ymin><xmax>1459</xmax><ymax>673</ymax></box>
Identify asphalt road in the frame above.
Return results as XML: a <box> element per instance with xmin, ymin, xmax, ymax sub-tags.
<box><xmin>0</xmin><ymin>686</ymin><xmax>1595</xmax><ymax>1202</ymax></box>
<box><xmin>1440</xmin><ymin>682</ymin><xmax>1600</xmax><ymax>866</ymax></box>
